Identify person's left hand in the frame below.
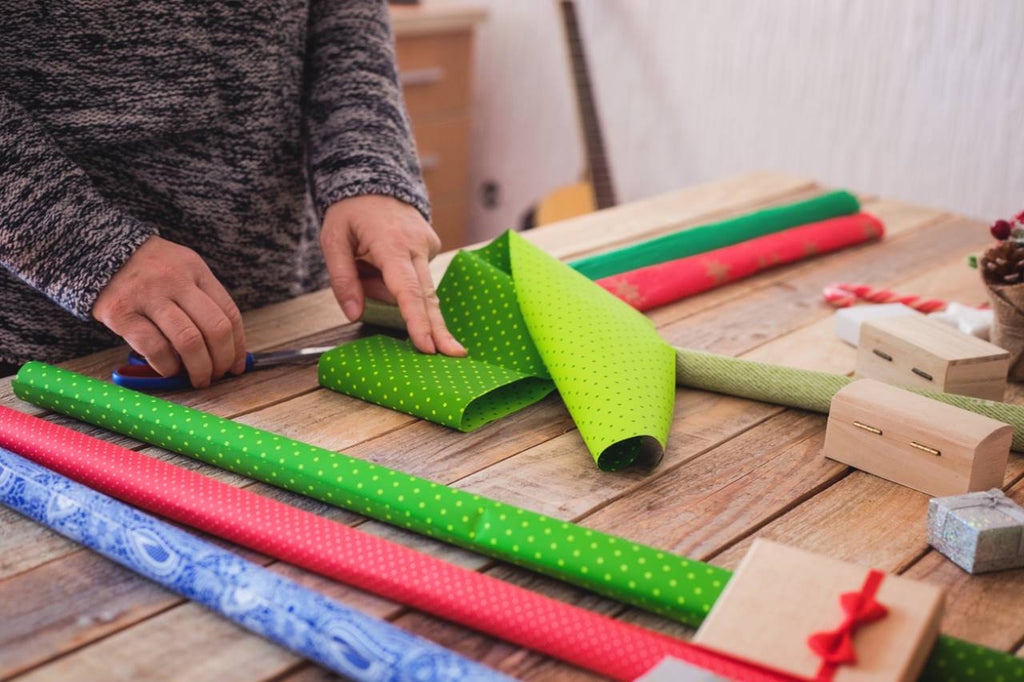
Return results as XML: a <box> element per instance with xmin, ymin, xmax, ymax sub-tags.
<box><xmin>320</xmin><ymin>195</ymin><xmax>466</xmax><ymax>357</ymax></box>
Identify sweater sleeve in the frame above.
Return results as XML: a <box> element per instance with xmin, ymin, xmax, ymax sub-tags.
<box><xmin>305</xmin><ymin>0</ymin><xmax>430</xmax><ymax>222</ymax></box>
<box><xmin>0</xmin><ymin>93</ymin><xmax>157</xmax><ymax>320</ymax></box>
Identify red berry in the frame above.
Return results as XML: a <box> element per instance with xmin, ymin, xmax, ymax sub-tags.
<box><xmin>992</xmin><ymin>219</ymin><xmax>1012</xmax><ymax>240</ymax></box>
<box><xmin>1016</xmin><ymin>209</ymin><xmax>1024</xmax><ymax>223</ymax></box>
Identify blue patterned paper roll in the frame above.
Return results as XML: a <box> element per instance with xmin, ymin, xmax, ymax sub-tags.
<box><xmin>0</xmin><ymin>446</ymin><xmax>508</xmax><ymax>682</ymax></box>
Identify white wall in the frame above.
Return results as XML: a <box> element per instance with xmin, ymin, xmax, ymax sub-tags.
<box><xmin>465</xmin><ymin>0</ymin><xmax>1024</xmax><ymax>240</ymax></box>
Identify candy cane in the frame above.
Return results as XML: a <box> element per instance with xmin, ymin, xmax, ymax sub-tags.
<box><xmin>822</xmin><ymin>282</ymin><xmax>952</xmax><ymax>313</ymax></box>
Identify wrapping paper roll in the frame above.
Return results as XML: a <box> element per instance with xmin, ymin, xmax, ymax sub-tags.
<box><xmin>597</xmin><ymin>214</ymin><xmax>884</xmax><ymax>311</ymax></box>
<box><xmin>569</xmin><ymin>190</ymin><xmax>861</xmax><ymax>280</ymax></box>
<box><xmin>0</xmin><ymin>447</ymin><xmax>506</xmax><ymax>682</ymax></box>
<box><xmin>0</xmin><ymin>405</ymin><xmax>790</xmax><ymax>682</ymax></box>
<box><xmin>11</xmin><ymin>365</ymin><xmax>1024</xmax><ymax>681</ymax></box>
<box><xmin>12</xmin><ymin>362</ymin><xmax>731</xmax><ymax>626</ymax></box>
<box><xmin>673</xmin><ymin>348</ymin><xmax>1024</xmax><ymax>451</ymax></box>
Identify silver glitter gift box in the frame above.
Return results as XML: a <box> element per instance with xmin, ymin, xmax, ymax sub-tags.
<box><xmin>927</xmin><ymin>488</ymin><xmax>1024</xmax><ymax>574</ymax></box>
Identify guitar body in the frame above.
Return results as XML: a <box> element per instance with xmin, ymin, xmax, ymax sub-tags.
<box><xmin>521</xmin><ymin>1</ymin><xmax>616</xmax><ymax>231</ymax></box>
<box><xmin>533</xmin><ymin>180</ymin><xmax>596</xmax><ymax>226</ymax></box>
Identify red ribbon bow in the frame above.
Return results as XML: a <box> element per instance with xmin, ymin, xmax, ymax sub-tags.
<box><xmin>806</xmin><ymin>569</ymin><xmax>888</xmax><ymax>681</ymax></box>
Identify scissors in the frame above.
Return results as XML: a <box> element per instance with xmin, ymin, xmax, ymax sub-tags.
<box><xmin>112</xmin><ymin>346</ymin><xmax>333</xmax><ymax>391</ymax></box>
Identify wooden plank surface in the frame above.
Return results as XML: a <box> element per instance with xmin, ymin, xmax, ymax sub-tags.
<box><xmin>2</xmin><ymin>171</ymin><xmax>1021</xmax><ymax>682</ymax></box>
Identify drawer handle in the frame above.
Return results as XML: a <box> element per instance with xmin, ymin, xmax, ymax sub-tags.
<box><xmin>419</xmin><ymin>153</ymin><xmax>440</xmax><ymax>171</ymax></box>
<box><xmin>911</xmin><ymin>367</ymin><xmax>934</xmax><ymax>381</ymax></box>
<box><xmin>399</xmin><ymin>67</ymin><xmax>445</xmax><ymax>87</ymax></box>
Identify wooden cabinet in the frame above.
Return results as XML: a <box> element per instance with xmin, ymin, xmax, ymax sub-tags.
<box><xmin>391</xmin><ymin>1</ymin><xmax>485</xmax><ymax>249</ymax></box>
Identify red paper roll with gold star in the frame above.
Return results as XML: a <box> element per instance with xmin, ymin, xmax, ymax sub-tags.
<box><xmin>597</xmin><ymin>213</ymin><xmax>884</xmax><ymax>311</ymax></box>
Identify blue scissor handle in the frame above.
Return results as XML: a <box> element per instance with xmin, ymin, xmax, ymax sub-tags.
<box><xmin>115</xmin><ymin>352</ymin><xmax>254</xmax><ymax>391</ymax></box>
<box><xmin>112</xmin><ymin>364</ymin><xmax>193</xmax><ymax>391</ymax></box>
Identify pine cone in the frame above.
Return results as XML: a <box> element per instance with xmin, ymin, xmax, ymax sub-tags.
<box><xmin>982</xmin><ymin>240</ymin><xmax>1024</xmax><ymax>285</ymax></box>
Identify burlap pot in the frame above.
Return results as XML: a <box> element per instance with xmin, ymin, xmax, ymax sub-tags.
<box><xmin>986</xmin><ymin>281</ymin><xmax>1024</xmax><ymax>381</ymax></box>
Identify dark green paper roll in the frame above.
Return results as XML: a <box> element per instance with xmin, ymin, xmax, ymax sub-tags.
<box><xmin>569</xmin><ymin>190</ymin><xmax>861</xmax><ymax>280</ymax></box>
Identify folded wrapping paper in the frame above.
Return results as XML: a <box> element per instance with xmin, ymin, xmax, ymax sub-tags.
<box><xmin>320</xmin><ymin>230</ymin><xmax>676</xmax><ymax>470</ymax></box>
<box><xmin>597</xmin><ymin>214</ymin><xmax>884</xmax><ymax>312</ymax></box>
<box><xmin>0</xmin><ymin>405</ymin><xmax>789</xmax><ymax>682</ymax></box>
<box><xmin>12</xmin><ymin>362</ymin><xmax>730</xmax><ymax>626</ymax></box>
<box><xmin>11</xmin><ymin>367</ymin><xmax>1023</xmax><ymax>682</ymax></box>
<box><xmin>0</xmin><ymin>447</ymin><xmax>505</xmax><ymax>682</ymax></box>
<box><xmin>672</xmin><ymin>347</ymin><xmax>1024</xmax><ymax>451</ymax></box>
<box><xmin>569</xmin><ymin>190</ymin><xmax>861</xmax><ymax>280</ymax></box>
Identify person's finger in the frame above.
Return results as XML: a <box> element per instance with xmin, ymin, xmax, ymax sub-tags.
<box><xmin>322</xmin><ymin>229</ymin><xmax>365</xmax><ymax>322</ymax></box>
<box><xmin>146</xmin><ymin>300</ymin><xmax>214</xmax><ymax>388</ymax></box>
<box><xmin>412</xmin><ymin>255</ymin><xmax>465</xmax><ymax>357</ymax></box>
<box><xmin>116</xmin><ymin>313</ymin><xmax>180</xmax><ymax>378</ymax></box>
<box><xmin>177</xmin><ymin>288</ymin><xmax>237</xmax><ymax>379</ymax></box>
<box><xmin>379</xmin><ymin>250</ymin><xmax>435</xmax><ymax>354</ymax></box>
<box><xmin>355</xmin><ymin>261</ymin><xmax>396</xmax><ymax>303</ymax></box>
<box><xmin>425</xmin><ymin>228</ymin><xmax>442</xmax><ymax>259</ymax></box>
<box><xmin>196</xmin><ymin>271</ymin><xmax>247</xmax><ymax>375</ymax></box>
<box><xmin>360</xmin><ymin>274</ymin><xmax>395</xmax><ymax>303</ymax></box>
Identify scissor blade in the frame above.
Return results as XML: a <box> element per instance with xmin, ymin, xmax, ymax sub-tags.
<box><xmin>250</xmin><ymin>346</ymin><xmax>334</xmax><ymax>368</ymax></box>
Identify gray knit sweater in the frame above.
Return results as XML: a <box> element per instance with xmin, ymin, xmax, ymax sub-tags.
<box><xmin>0</xmin><ymin>0</ymin><xmax>428</xmax><ymax>366</ymax></box>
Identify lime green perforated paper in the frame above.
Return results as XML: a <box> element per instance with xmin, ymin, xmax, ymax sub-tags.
<box><xmin>319</xmin><ymin>231</ymin><xmax>676</xmax><ymax>470</ymax></box>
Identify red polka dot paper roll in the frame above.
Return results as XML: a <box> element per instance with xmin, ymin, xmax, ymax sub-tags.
<box><xmin>596</xmin><ymin>213</ymin><xmax>885</xmax><ymax>312</ymax></box>
<box><xmin>0</xmin><ymin>406</ymin><xmax>794</xmax><ymax>682</ymax></box>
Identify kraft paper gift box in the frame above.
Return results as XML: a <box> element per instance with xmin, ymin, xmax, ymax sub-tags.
<box><xmin>927</xmin><ymin>488</ymin><xmax>1024</xmax><ymax>574</ymax></box>
<box><xmin>694</xmin><ymin>540</ymin><xmax>944</xmax><ymax>682</ymax></box>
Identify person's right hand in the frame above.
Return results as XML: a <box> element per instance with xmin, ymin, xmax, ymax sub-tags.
<box><xmin>93</xmin><ymin>236</ymin><xmax>247</xmax><ymax>388</ymax></box>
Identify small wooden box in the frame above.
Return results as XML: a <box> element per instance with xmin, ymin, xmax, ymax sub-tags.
<box><xmin>694</xmin><ymin>540</ymin><xmax>944</xmax><ymax>682</ymax></box>
<box><xmin>824</xmin><ymin>380</ymin><xmax>1011</xmax><ymax>496</ymax></box>
<box><xmin>856</xmin><ymin>315</ymin><xmax>1009</xmax><ymax>400</ymax></box>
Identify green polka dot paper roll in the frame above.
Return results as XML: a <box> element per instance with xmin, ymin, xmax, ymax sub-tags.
<box><xmin>319</xmin><ymin>231</ymin><xmax>677</xmax><ymax>471</ymax></box>
<box><xmin>13</xmin><ymin>361</ymin><xmax>725</xmax><ymax>626</ymax></box>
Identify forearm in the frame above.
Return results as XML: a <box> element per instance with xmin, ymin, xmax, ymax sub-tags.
<box><xmin>305</xmin><ymin>0</ymin><xmax>429</xmax><ymax>221</ymax></box>
<box><xmin>0</xmin><ymin>93</ymin><xmax>156</xmax><ymax>320</ymax></box>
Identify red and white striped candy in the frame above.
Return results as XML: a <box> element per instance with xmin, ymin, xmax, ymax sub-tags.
<box><xmin>822</xmin><ymin>282</ymin><xmax>950</xmax><ymax>313</ymax></box>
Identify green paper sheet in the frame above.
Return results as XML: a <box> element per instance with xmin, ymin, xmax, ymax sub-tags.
<box><xmin>12</xmin><ymin>362</ymin><xmax>1021</xmax><ymax>682</ymax></box>
<box><xmin>320</xmin><ymin>231</ymin><xmax>677</xmax><ymax>470</ymax></box>
<box><xmin>569</xmin><ymin>190</ymin><xmax>861</xmax><ymax>280</ymax></box>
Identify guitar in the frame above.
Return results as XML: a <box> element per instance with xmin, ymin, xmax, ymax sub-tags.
<box><xmin>522</xmin><ymin>0</ymin><xmax>616</xmax><ymax>229</ymax></box>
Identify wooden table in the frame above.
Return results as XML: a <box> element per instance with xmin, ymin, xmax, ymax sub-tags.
<box><xmin>2</xmin><ymin>171</ymin><xmax>1021</xmax><ymax>681</ymax></box>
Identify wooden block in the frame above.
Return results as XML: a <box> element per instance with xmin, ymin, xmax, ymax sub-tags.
<box><xmin>694</xmin><ymin>539</ymin><xmax>944</xmax><ymax>682</ymax></box>
<box><xmin>856</xmin><ymin>315</ymin><xmax>1009</xmax><ymax>400</ymax></box>
<box><xmin>824</xmin><ymin>379</ymin><xmax>1012</xmax><ymax>497</ymax></box>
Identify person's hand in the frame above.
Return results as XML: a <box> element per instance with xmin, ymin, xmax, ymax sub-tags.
<box><xmin>93</xmin><ymin>236</ymin><xmax>247</xmax><ymax>387</ymax></box>
<box><xmin>320</xmin><ymin>195</ymin><xmax>466</xmax><ymax>357</ymax></box>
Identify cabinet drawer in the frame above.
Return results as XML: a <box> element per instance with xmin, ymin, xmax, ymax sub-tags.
<box><xmin>395</xmin><ymin>32</ymin><xmax>472</xmax><ymax>119</ymax></box>
<box><xmin>430</xmin><ymin>197</ymin><xmax>468</xmax><ymax>250</ymax></box>
<box><xmin>413</xmin><ymin>115</ymin><xmax>470</xmax><ymax>199</ymax></box>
